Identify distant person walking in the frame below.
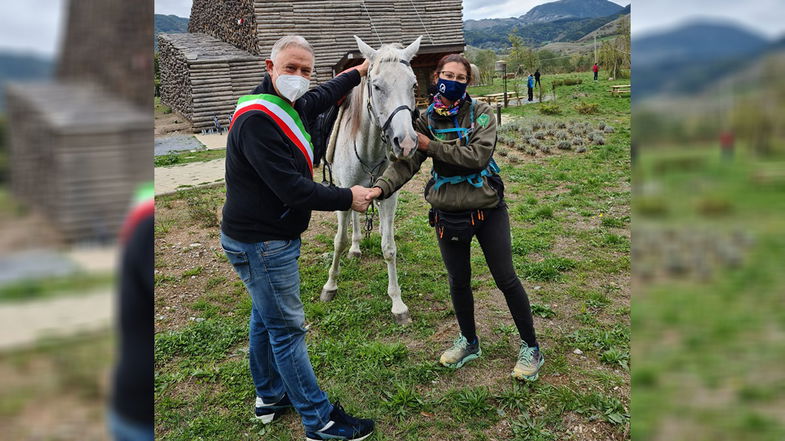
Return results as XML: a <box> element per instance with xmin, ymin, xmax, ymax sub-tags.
<box><xmin>593</xmin><ymin>63</ymin><xmax>599</xmax><ymax>81</ymax></box>
<box><xmin>720</xmin><ymin>130</ymin><xmax>735</xmax><ymax>160</ymax></box>
<box><xmin>527</xmin><ymin>73</ymin><xmax>534</xmax><ymax>101</ymax></box>
<box><xmin>534</xmin><ymin>69</ymin><xmax>541</xmax><ymax>88</ymax></box>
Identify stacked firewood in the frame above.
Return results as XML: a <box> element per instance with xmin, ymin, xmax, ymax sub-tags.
<box><xmin>158</xmin><ymin>33</ymin><xmax>265</xmax><ymax>132</ymax></box>
<box><xmin>189</xmin><ymin>0</ymin><xmax>257</xmax><ymax>55</ymax></box>
<box><xmin>5</xmin><ymin>82</ymin><xmax>151</xmax><ymax>243</ymax></box>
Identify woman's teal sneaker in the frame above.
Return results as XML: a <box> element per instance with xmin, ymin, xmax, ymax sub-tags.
<box><xmin>439</xmin><ymin>335</ymin><xmax>481</xmax><ymax>368</ymax></box>
<box><xmin>512</xmin><ymin>341</ymin><xmax>544</xmax><ymax>381</ymax></box>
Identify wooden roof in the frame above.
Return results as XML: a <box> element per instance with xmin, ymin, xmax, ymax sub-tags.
<box><xmin>158</xmin><ymin>33</ymin><xmax>262</xmax><ymax>64</ymax></box>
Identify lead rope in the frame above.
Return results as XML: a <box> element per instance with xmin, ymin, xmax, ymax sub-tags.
<box><xmin>353</xmin><ymin>139</ymin><xmax>386</xmax><ymax>239</ymax></box>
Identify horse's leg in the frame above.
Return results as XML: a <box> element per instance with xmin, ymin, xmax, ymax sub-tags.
<box><xmin>348</xmin><ymin>210</ymin><xmax>363</xmax><ymax>258</ymax></box>
<box><xmin>321</xmin><ymin>210</ymin><xmax>351</xmax><ymax>301</ymax></box>
<box><xmin>378</xmin><ymin>193</ymin><xmax>411</xmax><ymax>325</ymax></box>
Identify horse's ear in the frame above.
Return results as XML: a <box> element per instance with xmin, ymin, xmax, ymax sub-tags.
<box><xmin>401</xmin><ymin>36</ymin><xmax>422</xmax><ymax>62</ymax></box>
<box><xmin>354</xmin><ymin>35</ymin><xmax>377</xmax><ymax>62</ymax></box>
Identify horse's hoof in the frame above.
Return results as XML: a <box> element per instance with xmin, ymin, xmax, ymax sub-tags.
<box><xmin>320</xmin><ymin>289</ymin><xmax>337</xmax><ymax>302</ymax></box>
<box><xmin>393</xmin><ymin>310</ymin><xmax>412</xmax><ymax>325</ymax></box>
<box><xmin>348</xmin><ymin>250</ymin><xmax>362</xmax><ymax>259</ymax></box>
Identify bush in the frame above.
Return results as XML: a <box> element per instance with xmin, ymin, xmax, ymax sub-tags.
<box><xmin>604</xmin><ymin>126</ymin><xmax>615</xmax><ymax>133</ymax></box>
<box><xmin>155</xmin><ymin>152</ymin><xmax>181</xmax><ymax>167</ymax></box>
<box><xmin>556</xmin><ymin>130</ymin><xmax>569</xmax><ymax>140</ymax></box>
<box><xmin>575</xmin><ymin>102</ymin><xmax>599</xmax><ymax>114</ymax></box>
<box><xmin>572</xmin><ymin>137</ymin><xmax>583</xmax><ymax>146</ymax></box>
<box><xmin>557</xmin><ymin>140</ymin><xmax>572</xmax><ymax>150</ymax></box>
<box><xmin>539</xmin><ymin>103</ymin><xmax>562</xmax><ymax>115</ymax></box>
<box><xmin>593</xmin><ymin>135</ymin><xmax>606</xmax><ymax>145</ymax></box>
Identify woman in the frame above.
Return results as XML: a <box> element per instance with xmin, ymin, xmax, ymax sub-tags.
<box><xmin>366</xmin><ymin>54</ymin><xmax>544</xmax><ymax>380</ymax></box>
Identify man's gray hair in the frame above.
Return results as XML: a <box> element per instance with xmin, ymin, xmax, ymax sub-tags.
<box><xmin>270</xmin><ymin>35</ymin><xmax>314</xmax><ymax>61</ymax></box>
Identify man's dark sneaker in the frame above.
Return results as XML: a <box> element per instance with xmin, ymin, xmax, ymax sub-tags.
<box><xmin>305</xmin><ymin>401</ymin><xmax>375</xmax><ymax>441</ymax></box>
<box><xmin>255</xmin><ymin>394</ymin><xmax>293</xmax><ymax>424</ymax></box>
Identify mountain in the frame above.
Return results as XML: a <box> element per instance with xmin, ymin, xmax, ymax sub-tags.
<box><xmin>520</xmin><ymin>0</ymin><xmax>625</xmax><ymax>24</ymax></box>
<box><xmin>633</xmin><ymin>21</ymin><xmax>769</xmax><ymax>98</ymax></box>
<box><xmin>465</xmin><ymin>0</ymin><xmax>624</xmax><ymax>31</ymax></box>
<box><xmin>154</xmin><ymin>14</ymin><xmax>189</xmax><ymax>50</ymax></box>
<box><xmin>0</xmin><ymin>52</ymin><xmax>54</xmax><ymax>111</ymax></box>
<box><xmin>465</xmin><ymin>9</ymin><xmax>628</xmax><ymax>50</ymax></box>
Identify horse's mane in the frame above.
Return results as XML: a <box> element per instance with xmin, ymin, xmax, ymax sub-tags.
<box><xmin>345</xmin><ymin>43</ymin><xmax>405</xmax><ymax>138</ymax></box>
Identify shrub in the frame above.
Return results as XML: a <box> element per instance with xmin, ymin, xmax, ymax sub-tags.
<box><xmin>598</xmin><ymin>122</ymin><xmax>606</xmax><ymax>130</ymax></box>
<box><xmin>556</xmin><ymin>130</ymin><xmax>569</xmax><ymax>140</ymax></box>
<box><xmin>575</xmin><ymin>102</ymin><xmax>599</xmax><ymax>114</ymax></box>
<box><xmin>539</xmin><ymin>103</ymin><xmax>562</xmax><ymax>115</ymax></box>
<box><xmin>572</xmin><ymin>137</ymin><xmax>583</xmax><ymax>146</ymax></box>
<box><xmin>557</xmin><ymin>140</ymin><xmax>572</xmax><ymax>150</ymax></box>
<box><xmin>604</xmin><ymin>126</ymin><xmax>615</xmax><ymax>133</ymax></box>
<box><xmin>593</xmin><ymin>135</ymin><xmax>606</xmax><ymax>145</ymax></box>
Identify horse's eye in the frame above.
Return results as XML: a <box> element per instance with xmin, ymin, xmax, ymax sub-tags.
<box><xmin>374</xmin><ymin>84</ymin><xmax>381</xmax><ymax>91</ymax></box>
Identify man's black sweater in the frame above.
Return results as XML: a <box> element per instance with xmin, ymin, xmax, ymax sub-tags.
<box><xmin>221</xmin><ymin>70</ymin><xmax>361</xmax><ymax>243</ymax></box>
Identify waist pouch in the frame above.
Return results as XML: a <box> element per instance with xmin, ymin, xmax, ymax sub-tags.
<box><xmin>429</xmin><ymin>208</ymin><xmax>488</xmax><ymax>244</ymax></box>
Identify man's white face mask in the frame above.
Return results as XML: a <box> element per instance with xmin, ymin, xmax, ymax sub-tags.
<box><xmin>275</xmin><ymin>71</ymin><xmax>310</xmax><ymax>102</ymax></box>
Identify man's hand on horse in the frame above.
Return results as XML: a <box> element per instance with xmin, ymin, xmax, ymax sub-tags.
<box><xmin>350</xmin><ymin>185</ymin><xmax>372</xmax><ymax>212</ymax></box>
<box><xmin>357</xmin><ymin>60</ymin><xmax>370</xmax><ymax>77</ymax></box>
<box><xmin>417</xmin><ymin>132</ymin><xmax>430</xmax><ymax>151</ymax></box>
<box><xmin>365</xmin><ymin>186</ymin><xmax>383</xmax><ymax>201</ymax></box>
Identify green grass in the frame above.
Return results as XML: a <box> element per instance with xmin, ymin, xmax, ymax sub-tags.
<box><xmin>633</xmin><ymin>143</ymin><xmax>785</xmax><ymax>440</ymax></box>
<box><xmin>154</xmin><ymin>68</ymin><xmax>630</xmax><ymax>440</ymax></box>
<box><xmin>0</xmin><ymin>272</ymin><xmax>114</xmax><ymax>303</ymax></box>
<box><xmin>154</xmin><ymin>148</ymin><xmax>226</xmax><ymax>168</ymax></box>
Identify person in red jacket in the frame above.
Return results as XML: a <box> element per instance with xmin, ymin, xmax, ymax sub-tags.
<box><xmin>593</xmin><ymin>63</ymin><xmax>599</xmax><ymax>81</ymax></box>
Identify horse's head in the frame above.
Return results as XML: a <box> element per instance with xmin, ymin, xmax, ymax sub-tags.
<box><xmin>355</xmin><ymin>35</ymin><xmax>421</xmax><ymax>159</ymax></box>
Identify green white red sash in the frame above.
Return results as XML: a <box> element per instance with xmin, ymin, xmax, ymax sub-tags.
<box><xmin>230</xmin><ymin>93</ymin><xmax>314</xmax><ymax>174</ymax></box>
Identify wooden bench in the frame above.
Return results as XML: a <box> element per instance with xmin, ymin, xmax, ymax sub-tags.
<box><xmin>479</xmin><ymin>92</ymin><xmax>519</xmax><ymax>105</ymax></box>
<box><xmin>610</xmin><ymin>84</ymin><xmax>631</xmax><ymax>96</ymax></box>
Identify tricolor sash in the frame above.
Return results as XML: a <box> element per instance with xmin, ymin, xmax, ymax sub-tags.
<box><xmin>230</xmin><ymin>94</ymin><xmax>315</xmax><ymax>174</ymax></box>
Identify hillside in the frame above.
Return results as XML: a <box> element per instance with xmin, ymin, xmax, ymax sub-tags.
<box><xmin>154</xmin><ymin>14</ymin><xmax>189</xmax><ymax>50</ymax></box>
<box><xmin>520</xmin><ymin>0</ymin><xmax>624</xmax><ymax>24</ymax></box>
<box><xmin>579</xmin><ymin>12</ymin><xmax>630</xmax><ymax>42</ymax></box>
<box><xmin>464</xmin><ymin>2</ymin><xmax>629</xmax><ymax>50</ymax></box>
<box><xmin>0</xmin><ymin>52</ymin><xmax>54</xmax><ymax>110</ymax></box>
<box><xmin>633</xmin><ymin>21</ymin><xmax>769</xmax><ymax>98</ymax></box>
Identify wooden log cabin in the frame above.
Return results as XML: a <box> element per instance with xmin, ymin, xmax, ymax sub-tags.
<box><xmin>159</xmin><ymin>0</ymin><xmax>465</xmax><ymax>131</ymax></box>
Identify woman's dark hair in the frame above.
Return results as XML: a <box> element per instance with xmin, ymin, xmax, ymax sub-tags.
<box><xmin>433</xmin><ymin>54</ymin><xmax>472</xmax><ymax>84</ymax></box>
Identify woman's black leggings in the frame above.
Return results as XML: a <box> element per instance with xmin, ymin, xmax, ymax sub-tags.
<box><xmin>436</xmin><ymin>205</ymin><xmax>538</xmax><ymax>347</ymax></box>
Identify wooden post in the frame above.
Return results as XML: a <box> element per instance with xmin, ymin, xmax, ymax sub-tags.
<box><xmin>496</xmin><ymin>103</ymin><xmax>502</xmax><ymax>126</ymax></box>
<box><xmin>503</xmin><ymin>64</ymin><xmax>508</xmax><ymax>108</ymax></box>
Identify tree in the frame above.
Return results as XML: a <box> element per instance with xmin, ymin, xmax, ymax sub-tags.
<box><xmin>466</xmin><ymin>47</ymin><xmax>497</xmax><ymax>85</ymax></box>
<box><xmin>598</xmin><ymin>17</ymin><xmax>631</xmax><ymax>79</ymax></box>
<box><xmin>507</xmin><ymin>34</ymin><xmax>538</xmax><ymax>76</ymax></box>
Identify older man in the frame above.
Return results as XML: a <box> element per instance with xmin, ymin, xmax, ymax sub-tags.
<box><xmin>220</xmin><ymin>35</ymin><xmax>374</xmax><ymax>441</ymax></box>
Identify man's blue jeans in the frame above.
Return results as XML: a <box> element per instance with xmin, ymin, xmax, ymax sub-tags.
<box><xmin>220</xmin><ymin>232</ymin><xmax>332</xmax><ymax>431</ymax></box>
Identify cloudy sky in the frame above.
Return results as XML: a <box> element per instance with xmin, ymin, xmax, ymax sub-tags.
<box><xmin>633</xmin><ymin>0</ymin><xmax>784</xmax><ymax>38</ymax></box>
<box><xmin>2</xmin><ymin>1</ymin><xmax>784</xmax><ymax>57</ymax></box>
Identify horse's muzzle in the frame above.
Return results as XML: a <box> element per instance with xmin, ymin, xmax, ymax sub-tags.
<box><xmin>394</xmin><ymin>136</ymin><xmax>417</xmax><ymax>158</ymax></box>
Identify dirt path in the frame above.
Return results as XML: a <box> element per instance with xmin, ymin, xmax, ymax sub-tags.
<box><xmin>154</xmin><ymin>158</ymin><xmax>225</xmax><ymax>196</ymax></box>
<box><xmin>0</xmin><ymin>291</ymin><xmax>113</xmax><ymax>351</ymax></box>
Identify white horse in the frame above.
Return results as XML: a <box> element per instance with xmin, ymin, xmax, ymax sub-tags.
<box><xmin>320</xmin><ymin>36</ymin><xmax>421</xmax><ymax>324</ymax></box>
